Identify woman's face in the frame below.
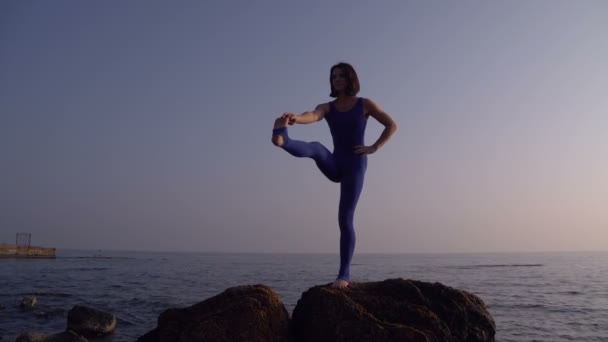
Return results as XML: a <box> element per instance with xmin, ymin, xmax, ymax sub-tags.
<box><xmin>331</xmin><ymin>68</ymin><xmax>347</xmax><ymax>93</ymax></box>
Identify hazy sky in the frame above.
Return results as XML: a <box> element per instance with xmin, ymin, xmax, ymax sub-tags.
<box><xmin>1</xmin><ymin>1</ymin><xmax>607</xmax><ymax>253</ymax></box>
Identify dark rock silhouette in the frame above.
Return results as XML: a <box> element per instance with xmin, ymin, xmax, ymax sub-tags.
<box><xmin>292</xmin><ymin>278</ymin><xmax>495</xmax><ymax>342</ymax></box>
<box><xmin>139</xmin><ymin>279</ymin><xmax>495</xmax><ymax>342</ymax></box>
<box><xmin>138</xmin><ymin>284</ymin><xmax>290</xmax><ymax>342</ymax></box>
<box><xmin>67</xmin><ymin>305</ymin><xmax>116</xmax><ymax>338</ymax></box>
<box><xmin>17</xmin><ymin>305</ymin><xmax>116</xmax><ymax>341</ymax></box>
<box><xmin>20</xmin><ymin>296</ymin><xmax>36</xmax><ymax>310</ymax></box>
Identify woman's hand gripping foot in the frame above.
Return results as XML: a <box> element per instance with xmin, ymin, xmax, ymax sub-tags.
<box><xmin>271</xmin><ymin>113</ymin><xmax>294</xmax><ymax>147</ymax></box>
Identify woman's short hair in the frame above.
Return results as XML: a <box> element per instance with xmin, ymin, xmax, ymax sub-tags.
<box><xmin>329</xmin><ymin>62</ymin><xmax>360</xmax><ymax>98</ymax></box>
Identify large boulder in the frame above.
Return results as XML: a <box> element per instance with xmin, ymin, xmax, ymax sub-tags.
<box><xmin>291</xmin><ymin>278</ymin><xmax>495</xmax><ymax>342</ymax></box>
<box><xmin>67</xmin><ymin>305</ymin><xmax>116</xmax><ymax>338</ymax></box>
<box><xmin>138</xmin><ymin>284</ymin><xmax>290</xmax><ymax>342</ymax></box>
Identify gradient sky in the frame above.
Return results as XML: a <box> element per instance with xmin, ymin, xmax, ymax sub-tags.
<box><xmin>1</xmin><ymin>1</ymin><xmax>607</xmax><ymax>253</ymax></box>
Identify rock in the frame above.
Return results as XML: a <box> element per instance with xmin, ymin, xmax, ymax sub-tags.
<box><xmin>20</xmin><ymin>296</ymin><xmax>36</xmax><ymax>310</ymax></box>
<box><xmin>15</xmin><ymin>330</ymin><xmax>87</xmax><ymax>342</ymax></box>
<box><xmin>138</xmin><ymin>284</ymin><xmax>290</xmax><ymax>342</ymax></box>
<box><xmin>291</xmin><ymin>278</ymin><xmax>496</xmax><ymax>342</ymax></box>
<box><xmin>15</xmin><ymin>332</ymin><xmax>45</xmax><ymax>342</ymax></box>
<box><xmin>67</xmin><ymin>305</ymin><xmax>116</xmax><ymax>337</ymax></box>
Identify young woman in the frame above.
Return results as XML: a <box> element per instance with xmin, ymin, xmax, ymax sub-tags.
<box><xmin>271</xmin><ymin>62</ymin><xmax>397</xmax><ymax>288</ymax></box>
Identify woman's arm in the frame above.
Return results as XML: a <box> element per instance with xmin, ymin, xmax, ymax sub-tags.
<box><xmin>288</xmin><ymin>103</ymin><xmax>330</xmax><ymax>125</ymax></box>
<box><xmin>354</xmin><ymin>98</ymin><xmax>397</xmax><ymax>155</ymax></box>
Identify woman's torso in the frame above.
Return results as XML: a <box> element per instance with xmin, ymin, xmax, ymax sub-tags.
<box><xmin>325</xmin><ymin>97</ymin><xmax>367</xmax><ymax>156</ymax></box>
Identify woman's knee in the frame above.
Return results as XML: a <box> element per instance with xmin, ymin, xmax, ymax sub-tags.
<box><xmin>338</xmin><ymin>211</ymin><xmax>355</xmax><ymax>228</ymax></box>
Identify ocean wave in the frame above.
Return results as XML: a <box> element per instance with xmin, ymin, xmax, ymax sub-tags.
<box><xmin>2</xmin><ymin>251</ymin><xmax>606</xmax><ymax>342</ymax></box>
<box><xmin>73</xmin><ymin>256</ymin><xmax>134</xmax><ymax>259</ymax></box>
<box><xmin>450</xmin><ymin>264</ymin><xmax>544</xmax><ymax>269</ymax></box>
<box><xmin>70</xmin><ymin>267</ymin><xmax>111</xmax><ymax>272</ymax></box>
<box><xmin>117</xmin><ymin>317</ymin><xmax>137</xmax><ymax>326</ymax></box>
<box><xmin>31</xmin><ymin>307</ymin><xmax>68</xmax><ymax>319</ymax></box>
<box><xmin>22</xmin><ymin>291</ymin><xmax>72</xmax><ymax>297</ymax></box>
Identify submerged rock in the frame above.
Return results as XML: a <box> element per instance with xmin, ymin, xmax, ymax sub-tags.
<box><xmin>67</xmin><ymin>305</ymin><xmax>116</xmax><ymax>337</ymax></box>
<box><xmin>138</xmin><ymin>284</ymin><xmax>290</xmax><ymax>342</ymax></box>
<box><xmin>16</xmin><ymin>305</ymin><xmax>115</xmax><ymax>341</ymax></box>
<box><xmin>20</xmin><ymin>296</ymin><xmax>36</xmax><ymax>310</ymax></box>
<box><xmin>291</xmin><ymin>278</ymin><xmax>496</xmax><ymax>342</ymax></box>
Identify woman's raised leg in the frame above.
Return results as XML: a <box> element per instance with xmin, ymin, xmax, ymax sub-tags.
<box><xmin>272</xmin><ymin>119</ymin><xmax>339</xmax><ymax>182</ymax></box>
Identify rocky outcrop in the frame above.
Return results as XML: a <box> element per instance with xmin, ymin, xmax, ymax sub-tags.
<box><xmin>292</xmin><ymin>278</ymin><xmax>495</xmax><ymax>342</ymax></box>
<box><xmin>139</xmin><ymin>279</ymin><xmax>495</xmax><ymax>342</ymax></box>
<box><xmin>138</xmin><ymin>284</ymin><xmax>290</xmax><ymax>342</ymax></box>
<box><xmin>16</xmin><ymin>305</ymin><xmax>115</xmax><ymax>341</ymax></box>
<box><xmin>67</xmin><ymin>305</ymin><xmax>116</xmax><ymax>338</ymax></box>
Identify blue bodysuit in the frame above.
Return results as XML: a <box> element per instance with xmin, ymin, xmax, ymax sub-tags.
<box><xmin>272</xmin><ymin>97</ymin><xmax>367</xmax><ymax>281</ymax></box>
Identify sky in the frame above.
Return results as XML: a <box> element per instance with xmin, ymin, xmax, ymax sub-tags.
<box><xmin>1</xmin><ymin>1</ymin><xmax>607</xmax><ymax>254</ymax></box>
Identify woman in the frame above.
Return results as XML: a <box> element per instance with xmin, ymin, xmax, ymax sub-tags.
<box><xmin>271</xmin><ymin>62</ymin><xmax>397</xmax><ymax>288</ymax></box>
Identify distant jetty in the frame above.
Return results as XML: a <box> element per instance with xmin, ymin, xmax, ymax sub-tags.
<box><xmin>0</xmin><ymin>233</ymin><xmax>56</xmax><ymax>258</ymax></box>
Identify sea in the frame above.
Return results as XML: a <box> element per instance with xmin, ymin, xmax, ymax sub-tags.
<box><xmin>1</xmin><ymin>250</ymin><xmax>607</xmax><ymax>341</ymax></box>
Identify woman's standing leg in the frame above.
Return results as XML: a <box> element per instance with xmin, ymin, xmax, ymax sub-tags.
<box><xmin>334</xmin><ymin>156</ymin><xmax>367</xmax><ymax>287</ymax></box>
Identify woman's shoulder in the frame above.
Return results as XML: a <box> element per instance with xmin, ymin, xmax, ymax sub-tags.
<box><xmin>361</xmin><ymin>97</ymin><xmax>380</xmax><ymax>116</ymax></box>
<box><xmin>317</xmin><ymin>102</ymin><xmax>331</xmax><ymax>112</ymax></box>
<box><xmin>362</xmin><ymin>97</ymin><xmax>380</xmax><ymax>108</ymax></box>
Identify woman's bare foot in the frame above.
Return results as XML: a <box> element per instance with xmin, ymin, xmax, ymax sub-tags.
<box><xmin>331</xmin><ymin>278</ymin><xmax>349</xmax><ymax>289</ymax></box>
<box><xmin>271</xmin><ymin>117</ymin><xmax>289</xmax><ymax>147</ymax></box>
